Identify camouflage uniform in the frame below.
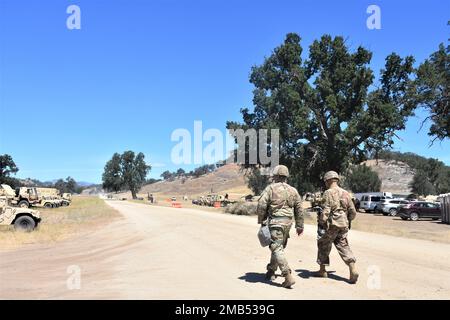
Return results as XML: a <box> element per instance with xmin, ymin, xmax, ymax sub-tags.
<box><xmin>317</xmin><ymin>186</ymin><xmax>357</xmax><ymax>266</ymax></box>
<box><xmin>257</xmin><ymin>182</ymin><xmax>304</xmax><ymax>276</ymax></box>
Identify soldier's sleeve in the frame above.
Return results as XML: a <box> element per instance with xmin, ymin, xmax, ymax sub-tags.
<box><xmin>320</xmin><ymin>190</ymin><xmax>332</xmax><ymax>225</ymax></box>
<box><xmin>257</xmin><ymin>186</ymin><xmax>271</xmax><ymax>224</ymax></box>
<box><xmin>347</xmin><ymin>194</ymin><xmax>357</xmax><ymax>221</ymax></box>
<box><xmin>293</xmin><ymin>190</ymin><xmax>304</xmax><ymax>229</ymax></box>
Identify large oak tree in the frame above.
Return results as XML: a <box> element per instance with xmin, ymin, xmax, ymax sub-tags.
<box><xmin>0</xmin><ymin>154</ymin><xmax>20</xmax><ymax>187</ymax></box>
<box><xmin>415</xmin><ymin>43</ymin><xmax>449</xmax><ymax>143</ymax></box>
<box><xmin>227</xmin><ymin>33</ymin><xmax>417</xmax><ymax>192</ymax></box>
<box><xmin>102</xmin><ymin>151</ymin><xmax>151</xmax><ymax>199</ymax></box>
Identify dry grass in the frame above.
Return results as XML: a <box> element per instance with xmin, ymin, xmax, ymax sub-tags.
<box><xmin>225</xmin><ymin>201</ymin><xmax>258</xmax><ymax>216</ymax></box>
<box><xmin>0</xmin><ymin>196</ymin><xmax>120</xmax><ymax>250</ymax></box>
<box><xmin>116</xmin><ymin>164</ymin><xmax>252</xmax><ymax>201</ymax></box>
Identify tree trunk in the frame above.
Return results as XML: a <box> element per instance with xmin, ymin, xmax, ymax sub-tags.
<box><xmin>131</xmin><ymin>188</ymin><xmax>137</xmax><ymax>200</ymax></box>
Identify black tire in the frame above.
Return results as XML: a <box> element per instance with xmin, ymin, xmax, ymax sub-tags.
<box><xmin>44</xmin><ymin>203</ymin><xmax>53</xmax><ymax>208</ymax></box>
<box><xmin>14</xmin><ymin>216</ymin><xmax>36</xmax><ymax>232</ymax></box>
<box><xmin>410</xmin><ymin>212</ymin><xmax>420</xmax><ymax>221</ymax></box>
<box><xmin>63</xmin><ymin>202</ymin><xmax>69</xmax><ymax>207</ymax></box>
<box><xmin>18</xmin><ymin>200</ymin><xmax>29</xmax><ymax>208</ymax></box>
<box><xmin>389</xmin><ymin>208</ymin><xmax>398</xmax><ymax>216</ymax></box>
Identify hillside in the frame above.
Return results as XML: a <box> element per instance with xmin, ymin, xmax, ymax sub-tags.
<box><xmin>362</xmin><ymin>159</ymin><xmax>415</xmax><ymax>194</ymax></box>
<box><xmin>137</xmin><ymin>163</ymin><xmax>252</xmax><ymax>200</ymax></box>
<box><xmin>111</xmin><ymin>159</ymin><xmax>418</xmax><ymax>200</ymax></box>
<box><xmin>81</xmin><ymin>185</ymin><xmax>103</xmax><ymax>196</ymax></box>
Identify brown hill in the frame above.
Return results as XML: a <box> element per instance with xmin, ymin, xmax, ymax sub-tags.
<box><xmin>114</xmin><ymin>159</ymin><xmax>415</xmax><ymax>200</ymax></box>
<box><xmin>362</xmin><ymin>159</ymin><xmax>415</xmax><ymax>194</ymax></box>
<box><xmin>137</xmin><ymin>164</ymin><xmax>252</xmax><ymax>200</ymax></box>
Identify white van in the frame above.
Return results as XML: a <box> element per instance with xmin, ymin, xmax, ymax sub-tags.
<box><xmin>354</xmin><ymin>192</ymin><xmax>393</xmax><ymax>202</ymax></box>
<box><xmin>359</xmin><ymin>195</ymin><xmax>392</xmax><ymax>213</ymax></box>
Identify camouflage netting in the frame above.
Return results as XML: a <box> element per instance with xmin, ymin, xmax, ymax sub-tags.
<box><xmin>225</xmin><ymin>201</ymin><xmax>258</xmax><ymax>216</ymax></box>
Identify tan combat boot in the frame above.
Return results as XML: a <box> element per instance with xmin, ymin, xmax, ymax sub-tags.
<box><xmin>349</xmin><ymin>262</ymin><xmax>359</xmax><ymax>284</ymax></box>
<box><xmin>281</xmin><ymin>271</ymin><xmax>296</xmax><ymax>288</ymax></box>
<box><xmin>313</xmin><ymin>265</ymin><xmax>328</xmax><ymax>278</ymax></box>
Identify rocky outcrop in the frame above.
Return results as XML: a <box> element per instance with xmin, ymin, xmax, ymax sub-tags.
<box><xmin>362</xmin><ymin>159</ymin><xmax>415</xmax><ymax>194</ymax></box>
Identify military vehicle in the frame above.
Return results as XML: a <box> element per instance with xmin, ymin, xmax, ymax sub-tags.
<box><xmin>36</xmin><ymin>188</ymin><xmax>64</xmax><ymax>208</ymax></box>
<box><xmin>192</xmin><ymin>194</ymin><xmax>233</xmax><ymax>207</ymax></box>
<box><xmin>34</xmin><ymin>196</ymin><xmax>60</xmax><ymax>208</ymax></box>
<box><xmin>0</xmin><ymin>184</ymin><xmax>40</xmax><ymax>208</ymax></box>
<box><xmin>0</xmin><ymin>195</ymin><xmax>41</xmax><ymax>231</ymax></box>
<box><xmin>36</xmin><ymin>187</ymin><xmax>60</xmax><ymax>198</ymax></box>
<box><xmin>61</xmin><ymin>193</ymin><xmax>72</xmax><ymax>206</ymax></box>
<box><xmin>311</xmin><ymin>192</ymin><xmax>323</xmax><ymax>208</ymax></box>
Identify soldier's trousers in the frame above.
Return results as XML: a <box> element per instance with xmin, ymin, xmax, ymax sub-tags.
<box><xmin>317</xmin><ymin>225</ymin><xmax>356</xmax><ymax>266</ymax></box>
<box><xmin>267</xmin><ymin>223</ymin><xmax>292</xmax><ymax>275</ymax></box>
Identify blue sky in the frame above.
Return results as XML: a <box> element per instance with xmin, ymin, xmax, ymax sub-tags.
<box><xmin>0</xmin><ymin>0</ymin><xmax>449</xmax><ymax>183</ymax></box>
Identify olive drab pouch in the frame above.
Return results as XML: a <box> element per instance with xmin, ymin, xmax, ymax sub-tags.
<box><xmin>331</xmin><ymin>211</ymin><xmax>347</xmax><ymax>228</ymax></box>
<box><xmin>257</xmin><ymin>225</ymin><xmax>272</xmax><ymax>247</ymax></box>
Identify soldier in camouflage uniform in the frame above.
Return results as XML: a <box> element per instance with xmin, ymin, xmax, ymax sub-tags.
<box><xmin>314</xmin><ymin>171</ymin><xmax>359</xmax><ymax>284</ymax></box>
<box><xmin>257</xmin><ymin>165</ymin><xmax>304</xmax><ymax>288</ymax></box>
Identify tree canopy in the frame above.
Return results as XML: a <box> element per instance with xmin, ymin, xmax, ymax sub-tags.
<box><xmin>415</xmin><ymin>43</ymin><xmax>449</xmax><ymax>143</ymax></box>
<box><xmin>102</xmin><ymin>151</ymin><xmax>151</xmax><ymax>199</ymax></box>
<box><xmin>227</xmin><ymin>33</ymin><xmax>417</xmax><ymax>193</ymax></box>
<box><xmin>102</xmin><ymin>153</ymin><xmax>123</xmax><ymax>193</ymax></box>
<box><xmin>0</xmin><ymin>154</ymin><xmax>20</xmax><ymax>188</ymax></box>
<box><xmin>246</xmin><ymin>168</ymin><xmax>270</xmax><ymax>195</ymax></box>
<box><xmin>343</xmin><ymin>164</ymin><xmax>382</xmax><ymax>193</ymax></box>
<box><xmin>409</xmin><ymin>170</ymin><xmax>436</xmax><ymax>196</ymax></box>
<box><xmin>54</xmin><ymin>177</ymin><xmax>81</xmax><ymax>194</ymax></box>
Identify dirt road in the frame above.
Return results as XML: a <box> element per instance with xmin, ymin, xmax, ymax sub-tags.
<box><xmin>1</xmin><ymin>201</ymin><xmax>449</xmax><ymax>299</ymax></box>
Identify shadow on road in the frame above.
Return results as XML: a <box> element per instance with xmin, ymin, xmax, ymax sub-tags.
<box><xmin>295</xmin><ymin>269</ymin><xmax>349</xmax><ymax>283</ymax></box>
<box><xmin>238</xmin><ymin>272</ymin><xmax>283</xmax><ymax>288</ymax></box>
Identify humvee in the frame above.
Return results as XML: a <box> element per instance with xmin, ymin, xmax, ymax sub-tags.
<box><xmin>0</xmin><ymin>184</ymin><xmax>40</xmax><ymax>208</ymax></box>
<box><xmin>36</xmin><ymin>188</ymin><xmax>64</xmax><ymax>208</ymax></box>
<box><xmin>61</xmin><ymin>193</ymin><xmax>72</xmax><ymax>206</ymax></box>
<box><xmin>0</xmin><ymin>197</ymin><xmax>41</xmax><ymax>231</ymax></box>
<box><xmin>34</xmin><ymin>196</ymin><xmax>59</xmax><ymax>208</ymax></box>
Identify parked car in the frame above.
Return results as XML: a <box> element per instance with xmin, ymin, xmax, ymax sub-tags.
<box><xmin>379</xmin><ymin>199</ymin><xmax>410</xmax><ymax>216</ymax></box>
<box><xmin>397</xmin><ymin>202</ymin><xmax>441</xmax><ymax>221</ymax></box>
<box><xmin>359</xmin><ymin>195</ymin><xmax>392</xmax><ymax>213</ymax></box>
